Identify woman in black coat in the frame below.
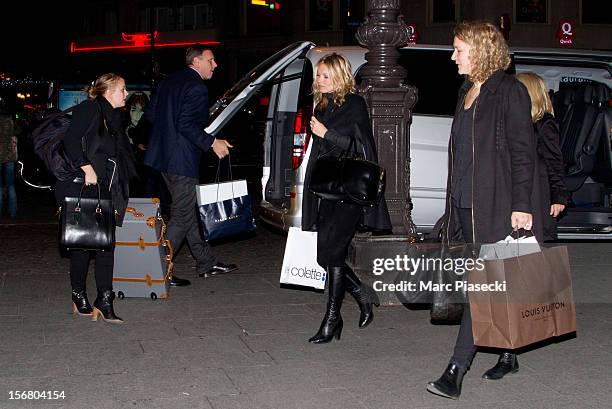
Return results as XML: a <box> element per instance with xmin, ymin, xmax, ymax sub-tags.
<box><xmin>303</xmin><ymin>53</ymin><xmax>391</xmax><ymax>344</ymax></box>
<box><xmin>427</xmin><ymin>22</ymin><xmax>541</xmax><ymax>399</ymax></box>
<box><xmin>517</xmin><ymin>72</ymin><xmax>569</xmax><ymax>241</ymax></box>
<box><xmin>56</xmin><ymin>73</ymin><xmax>136</xmax><ymax>324</ymax></box>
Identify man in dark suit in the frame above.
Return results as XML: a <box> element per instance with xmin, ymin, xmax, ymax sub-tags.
<box><xmin>144</xmin><ymin>44</ymin><xmax>237</xmax><ymax>286</ymax></box>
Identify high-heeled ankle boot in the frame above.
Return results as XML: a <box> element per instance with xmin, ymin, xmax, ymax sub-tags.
<box><xmin>92</xmin><ymin>290</ymin><xmax>123</xmax><ymax>324</ymax></box>
<box><xmin>71</xmin><ymin>289</ymin><xmax>93</xmax><ymax>316</ymax></box>
<box><xmin>427</xmin><ymin>362</ymin><xmax>466</xmax><ymax>399</ymax></box>
<box><xmin>344</xmin><ymin>266</ymin><xmax>380</xmax><ymax>328</ymax></box>
<box><xmin>309</xmin><ymin>267</ymin><xmax>344</xmax><ymax>343</ymax></box>
<box><xmin>482</xmin><ymin>352</ymin><xmax>518</xmax><ymax>380</ymax></box>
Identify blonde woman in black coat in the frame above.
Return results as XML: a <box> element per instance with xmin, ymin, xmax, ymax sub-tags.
<box><xmin>56</xmin><ymin>73</ymin><xmax>136</xmax><ymax>323</ymax></box>
<box><xmin>303</xmin><ymin>53</ymin><xmax>391</xmax><ymax>344</ymax></box>
<box><xmin>517</xmin><ymin>72</ymin><xmax>569</xmax><ymax>241</ymax></box>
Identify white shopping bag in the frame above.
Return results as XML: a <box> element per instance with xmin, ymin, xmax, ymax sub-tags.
<box><xmin>196</xmin><ymin>180</ymin><xmax>248</xmax><ymax>206</ymax></box>
<box><xmin>280</xmin><ymin>227</ymin><xmax>327</xmax><ymax>290</ymax></box>
<box><xmin>479</xmin><ymin>234</ymin><xmax>541</xmax><ymax>260</ymax></box>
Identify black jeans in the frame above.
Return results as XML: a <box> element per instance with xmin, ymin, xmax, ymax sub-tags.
<box><xmin>450</xmin><ymin>207</ymin><xmax>478</xmax><ymax>370</ymax></box>
<box><xmin>162</xmin><ymin>173</ymin><xmax>216</xmax><ymax>273</ymax></box>
<box><xmin>69</xmin><ymin>249</ymin><xmax>114</xmax><ymax>292</ymax></box>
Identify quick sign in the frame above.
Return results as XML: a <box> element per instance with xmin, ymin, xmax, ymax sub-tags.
<box><xmin>556</xmin><ymin>19</ymin><xmax>575</xmax><ymax>46</ymax></box>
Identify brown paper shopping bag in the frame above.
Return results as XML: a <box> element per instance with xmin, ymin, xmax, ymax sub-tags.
<box><xmin>469</xmin><ymin>246</ymin><xmax>576</xmax><ymax>349</ymax></box>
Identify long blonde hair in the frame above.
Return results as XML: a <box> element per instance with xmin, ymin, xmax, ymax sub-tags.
<box><xmin>516</xmin><ymin>72</ymin><xmax>554</xmax><ymax>122</ymax></box>
<box><xmin>454</xmin><ymin>21</ymin><xmax>511</xmax><ymax>84</ymax></box>
<box><xmin>84</xmin><ymin>73</ymin><xmax>124</xmax><ymax>100</ymax></box>
<box><xmin>312</xmin><ymin>53</ymin><xmax>356</xmax><ymax>110</ymax></box>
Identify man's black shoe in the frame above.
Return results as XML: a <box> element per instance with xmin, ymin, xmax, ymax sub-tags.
<box><xmin>169</xmin><ymin>275</ymin><xmax>191</xmax><ymax>287</ymax></box>
<box><xmin>482</xmin><ymin>352</ymin><xmax>518</xmax><ymax>380</ymax></box>
<box><xmin>198</xmin><ymin>262</ymin><xmax>238</xmax><ymax>278</ymax></box>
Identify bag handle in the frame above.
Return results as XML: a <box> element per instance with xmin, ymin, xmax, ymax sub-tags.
<box><xmin>213</xmin><ymin>154</ymin><xmax>236</xmax><ymax>202</ymax></box>
<box><xmin>75</xmin><ymin>183</ymin><xmax>102</xmax><ymax>215</ymax></box>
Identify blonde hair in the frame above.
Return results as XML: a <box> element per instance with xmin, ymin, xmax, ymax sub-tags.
<box><xmin>84</xmin><ymin>73</ymin><xmax>124</xmax><ymax>100</ymax></box>
<box><xmin>454</xmin><ymin>21</ymin><xmax>511</xmax><ymax>84</ymax></box>
<box><xmin>516</xmin><ymin>72</ymin><xmax>554</xmax><ymax>122</ymax></box>
<box><xmin>312</xmin><ymin>53</ymin><xmax>356</xmax><ymax>110</ymax></box>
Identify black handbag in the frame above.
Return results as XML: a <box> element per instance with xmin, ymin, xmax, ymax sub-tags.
<box><xmin>308</xmin><ymin>137</ymin><xmax>385</xmax><ymax>207</ymax></box>
<box><xmin>60</xmin><ymin>184</ymin><xmax>115</xmax><ymax>251</ymax></box>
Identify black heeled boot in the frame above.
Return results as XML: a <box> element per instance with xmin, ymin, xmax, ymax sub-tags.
<box><xmin>309</xmin><ymin>267</ymin><xmax>344</xmax><ymax>343</ymax></box>
<box><xmin>92</xmin><ymin>290</ymin><xmax>123</xmax><ymax>324</ymax></box>
<box><xmin>427</xmin><ymin>362</ymin><xmax>466</xmax><ymax>399</ymax></box>
<box><xmin>482</xmin><ymin>352</ymin><xmax>519</xmax><ymax>380</ymax></box>
<box><xmin>344</xmin><ymin>266</ymin><xmax>380</xmax><ymax>328</ymax></box>
<box><xmin>71</xmin><ymin>289</ymin><xmax>93</xmax><ymax>316</ymax></box>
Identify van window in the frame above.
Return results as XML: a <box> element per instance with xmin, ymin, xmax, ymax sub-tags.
<box><xmin>398</xmin><ymin>49</ymin><xmax>463</xmax><ymax>116</ymax></box>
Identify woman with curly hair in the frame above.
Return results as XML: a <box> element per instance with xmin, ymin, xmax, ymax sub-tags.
<box><xmin>426</xmin><ymin>21</ymin><xmax>542</xmax><ymax>399</ymax></box>
<box><xmin>303</xmin><ymin>53</ymin><xmax>391</xmax><ymax>343</ymax></box>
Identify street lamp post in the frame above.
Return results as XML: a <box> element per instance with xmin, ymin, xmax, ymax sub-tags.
<box><xmin>348</xmin><ymin>0</ymin><xmax>421</xmax><ymax>305</ymax></box>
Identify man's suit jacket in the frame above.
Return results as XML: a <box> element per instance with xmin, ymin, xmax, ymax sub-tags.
<box><xmin>144</xmin><ymin>68</ymin><xmax>214</xmax><ymax>178</ymax></box>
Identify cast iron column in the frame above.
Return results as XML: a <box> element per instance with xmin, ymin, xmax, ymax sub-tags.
<box><xmin>356</xmin><ymin>0</ymin><xmax>417</xmax><ymax>236</ymax></box>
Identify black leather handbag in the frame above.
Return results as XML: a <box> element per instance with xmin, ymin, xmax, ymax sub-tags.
<box><xmin>308</xmin><ymin>137</ymin><xmax>385</xmax><ymax>207</ymax></box>
<box><xmin>59</xmin><ymin>184</ymin><xmax>115</xmax><ymax>251</ymax></box>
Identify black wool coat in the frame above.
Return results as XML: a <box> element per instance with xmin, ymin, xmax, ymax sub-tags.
<box><xmin>535</xmin><ymin>113</ymin><xmax>569</xmax><ymax>241</ymax></box>
<box><xmin>302</xmin><ymin>93</ymin><xmax>392</xmax><ymax>233</ymax></box>
<box><xmin>441</xmin><ymin>71</ymin><xmax>544</xmax><ymax>244</ymax></box>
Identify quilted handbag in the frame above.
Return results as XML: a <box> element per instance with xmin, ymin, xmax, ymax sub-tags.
<box><xmin>59</xmin><ymin>184</ymin><xmax>115</xmax><ymax>251</ymax></box>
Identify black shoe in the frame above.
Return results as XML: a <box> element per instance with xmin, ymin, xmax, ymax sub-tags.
<box><xmin>344</xmin><ymin>267</ymin><xmax>380</xmax><ymax>328</ymax></box>
<box><xmin>426</xmin><ymin>363</ymin><xmax>465</xmax><ymax>399</ymax></box>
<box><xmin>71</xmin><ymin>289</ymin><xmax>93</xmax><ymax>316</ymax></box>
<box><xmin>198</xmin><ymin>262</ymin><xmax>238</xmax><ymax>278</ymax></box>
<box><xmin>92</xmin><ymin>290</ymin><xmax>123</xmax><ymax>324</ymax></box>
<box><xmin>169</xmin><ymin>275</ymin><xmax>191</xmax><ymax>287</ymax></box>
<box><xmin>482</xmin><ymin>352</ymin><xmax>519</xmax><ymax>380</ymax></box>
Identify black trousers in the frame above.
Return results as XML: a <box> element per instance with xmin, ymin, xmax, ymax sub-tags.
<box><xmin>162</xmin><ymin>173</ymin><xmax>216</xmax><ymax>273</ymax></box>
<box><xmin>69</xmin><ymin>249</ymin><xmax>114</xmax><ymax>292</ymax></box>
<box><xmin>450</xmin><ymin>207</ymin><xmax>478</xmax><ymax>370</ymax></box>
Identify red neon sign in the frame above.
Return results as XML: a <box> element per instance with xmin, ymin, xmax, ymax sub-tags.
<box><xmin>70</xmin><ymin>32</ymin><xmax>221</xmax><ymax>53</ymax></box>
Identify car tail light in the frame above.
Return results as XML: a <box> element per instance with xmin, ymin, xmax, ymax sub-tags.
<box><xmin>292</xmin><ymin>107</ymin><xmax>312</xmax><ymax>170</ymax></box>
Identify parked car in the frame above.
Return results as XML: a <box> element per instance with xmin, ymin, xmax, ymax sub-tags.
<box><xmin>204</xmin><ymin>42</ymin><xmax>612</xmax><ymax>239</ymax></box>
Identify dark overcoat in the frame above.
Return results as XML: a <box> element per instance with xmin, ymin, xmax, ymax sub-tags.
<box><xmin>144</xmin><ymin>68</ymin><xmax>214</xmax><ymax>178</ymax></box>
<box><xmin>441</xmin><ymin>71</ymin><xmax>544</xmax><ymax>244</ymax></box>
<box><xmin>535</xmin><ymin>113</ymin><xmax>569</xmax><ymax>241</ymax></box>
<box><xmin>302</xmin><ymin>93</ymin><xmax>392</xmax><ymax>233</ymax></box>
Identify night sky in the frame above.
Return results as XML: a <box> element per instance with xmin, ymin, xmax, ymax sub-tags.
<box><xmin>0</xmin><ymin>3</ymin><xmax>78</xmax><ymax>77</ymax></box>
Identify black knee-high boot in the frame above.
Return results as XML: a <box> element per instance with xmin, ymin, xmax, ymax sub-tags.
<box><xmin>308</xmin><ymin>266</ymin><xmax>344</xmax><ymax>343</ymax></box>
<box><xmin>344</xmin><ymin>266</ymin><xmax>380</xmax><ymax>328</ymax></box>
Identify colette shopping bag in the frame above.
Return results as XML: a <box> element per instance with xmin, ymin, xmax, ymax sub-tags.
<box><xmin>279</xmin><ymin>227</ymin><xmax>327</xmax><ymax>290</ymax></box>
<box><xmin>196</xmin><ymin>158</ymin><xmax>256</xmax><ymax>242</ymax></box>
<box><xmin>469</xmin><ymin>246</ymin><xmax>576</xmax><ymax>349</ymax></box>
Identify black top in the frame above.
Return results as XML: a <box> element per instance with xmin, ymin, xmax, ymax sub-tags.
<box><xmin>450</xmin><ymin>101</ymin><xmax>476</xmax><ymax>208</ymax></box>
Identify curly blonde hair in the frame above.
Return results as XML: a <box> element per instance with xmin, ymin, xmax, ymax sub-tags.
<box><xmin>516</xmin><ymin>72</ymin><xmax>554</xmax><ymax>122</ymax></box>
<box><xmin>84</xmin><ymin>73</ymin><xmax>124</xmax><ymax>100</ymax></box>
<box><xmin>454</xmin><ymin>21</ymin><xmax>511</xmax><ymax>84</ymax></box>
<box><xmin>312</xmin><ymin>53</ymin><xmax>356</xmax><ymax>110</ymax></box>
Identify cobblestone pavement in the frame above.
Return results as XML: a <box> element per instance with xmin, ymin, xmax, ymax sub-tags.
<box><xmin>0</xmin><ymin>187</ymin><xmax>610</xmax><ymax>408</ymax></box>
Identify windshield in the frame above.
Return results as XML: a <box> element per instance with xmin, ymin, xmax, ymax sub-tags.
<box><xmin>208</xmin><ymin>42</ymin><xmax>311</xmax><ymax>124</ymax></box>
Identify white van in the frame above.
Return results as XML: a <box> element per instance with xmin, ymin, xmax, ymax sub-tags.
<box><xmin>205</xmin><ymin>42</ymin><xmax>612</xmax><ymax>239</ymax></box>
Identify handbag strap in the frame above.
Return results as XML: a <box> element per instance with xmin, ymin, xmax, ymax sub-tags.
<box><xmin>76</xmin><ymin>183</ymin><xmax>102</xmax><ymax>213</ymax></box>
